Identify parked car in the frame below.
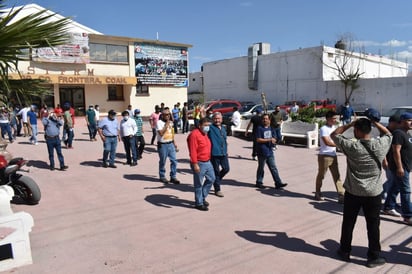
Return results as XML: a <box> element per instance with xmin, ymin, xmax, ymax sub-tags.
<box><xmin>380</xmin><ymin>106</ymin><xmax>412</xmax><ymax>126</ymax></box>
<box><xmin>187</xmin><ymin>99</ymin><xmax>242</xmax><ymax>120</ymax></box>
<box><xmin>278</xmin><ymin>100</ymin><xmax>307</xmax><ymax>113</ymax></box>
<box><xmin>222</xmin><ymin>103</ymin><xmax>274</xmax><ymax>128</ymax></box>
<box><xmin>307</xmin><ymin>99</ymin><xmax>337</xmax><ymax>111</ymax></box>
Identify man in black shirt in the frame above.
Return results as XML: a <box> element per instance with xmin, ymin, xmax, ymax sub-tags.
<box><xmin>245</xmin><ymin>108</ymin><xmax>263</xmax><ymax>160</ymax></box>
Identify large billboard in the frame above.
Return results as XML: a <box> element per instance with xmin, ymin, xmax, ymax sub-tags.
<box><xmin>32</xmin><ymin>33</ymin><xmax>90</xmax><ymax>64</ymax></box>
<box><xmin>134</xmin><ymin>43</ymin><xmax>188</xmax><ymax>86</ymax></box>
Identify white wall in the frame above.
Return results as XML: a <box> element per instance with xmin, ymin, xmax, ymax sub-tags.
<box><xmin>194</xmin><ymin>45</ymin><xmax>410</xmax><ymax>113</ymax></box>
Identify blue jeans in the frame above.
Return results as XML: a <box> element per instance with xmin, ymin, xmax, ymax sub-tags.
<box><xmin>342</xmin><ymin>118</ymin><xmax>351</xmax><ymax>125</ymax></box>
<box><xmin>29</xmin><ymin>124</ymin><xmax>38</xmax><ymax>143</ymax></box>
<box><xmin>273</xmin><ymin>126</ymin><xmax>282</xmax><ymax>143</ymax></box>
<box><xmin>151</xmin><ymin>128</ymin><xmax>156</xmax><ymax>145</ymax></box>
<box><xmin>103</xmin><ymin>136</ymin><xmax>118</xmax><ymax>165</ymax></box>
<box><xmin>122</xmin><ymin>136</ymin><xmax>137</xmax><ymax>164</ymax></box>
<box><xmin>46</xmin><ymin>136</ymin><xmax>65</xmax><ymax>168</ymax></box>
<box><xmin>0</xmin><ymin>123</ymin><xmax>13</xmax><ymax>141</ymax></box>
<box><xmin>384</xmin><ymin>169</ymin><xmax>412</xmax><ymax>218</ymax></box>
<box><xmin>211</xmin><ymin>155</ymin><xmax>230</xmax><ymax>192</ymax></box>
<box><xmin>64</xmin><ymin>128</ymin><xmax>74</xmax><ymax>147</ymax></box>
<box><xmin>256</xmin><ymin>154</ymin><xmax>283</xmax><ymax>187</ymax></box>
<box><xmin>157</xmin><ymin>142</ymin><xmax>177</xmax><ymax>179</ymax></box>
<box><xmin>192</xmin><ymin>161</ymin><xmax>215</xmax><ymax>206</ymax></box>
<box><xmin>87</xmin><ymin>123</ymin><xmax>97</xmax><ymax>139</ymax></box>
<box><xmin>382</xmin><ymin>168</ymin><xmax>399</xmax><ymax>201</ymax></box>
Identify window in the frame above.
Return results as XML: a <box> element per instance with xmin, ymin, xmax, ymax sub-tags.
<box><xmin>136</xmin><ymin>84</ymin><xmax>149</xmax><ymax>95</ymax></box>
<box><xmin>90</xmin><ymin>43</ymin><xmax>128</xmax><ymax>63</ymax></box>
<box><xmin>108</xmin><ymin>85</ymin><xmax>124</xmax><ymax>101</ymax></box>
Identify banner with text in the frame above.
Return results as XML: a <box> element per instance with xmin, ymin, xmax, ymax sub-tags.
<box><xmin>33</xmin><ymin>33</ymin><xmax>90</xmax><ymax>64</ymax></box>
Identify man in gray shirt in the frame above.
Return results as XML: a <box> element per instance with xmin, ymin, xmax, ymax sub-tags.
<box><xmin>331</xmin><ymin>117</ymin><xmax>392</xmax><ymax>268</ymax></box>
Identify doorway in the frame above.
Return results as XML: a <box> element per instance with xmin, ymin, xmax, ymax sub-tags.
<box><xmin>59</xmin><ymin>86</ymin><xmax>85</xmax><ymax>115</ymax></box>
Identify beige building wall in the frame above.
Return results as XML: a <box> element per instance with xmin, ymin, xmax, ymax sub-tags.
<box><xmin>131</xmin><ymin>86</ymin><xmax>188</xmax><ymax>116</ymax></box>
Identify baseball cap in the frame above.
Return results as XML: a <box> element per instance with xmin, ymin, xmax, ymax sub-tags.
<box><xmin>134</xmin><ymin>109</ymin><xmax>141</xmax><ymax>114</ymax></box>
<box><xmin>400</xmin><ymin>112</ymin><xmax>412</xmax><ymax>120</ymax></box>
<box><xmin>364</xmin><ymin>108</ymin><xmax>381</xmax><ymax>122</ymax></box>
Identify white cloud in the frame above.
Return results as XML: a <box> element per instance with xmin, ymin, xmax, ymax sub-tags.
<box><xmin>354</xmin><ymin>39</ymin><xmax>408</xmax><ymax>48</ymax></box>
<box><xmin>392</xmin><ymin>50</ymin><xmax>412</xmax><ymax>60</ymax></box>
<box><xmin>192</xmin><ymin>56</ymin><xmax>212</xmax><ymax>62</ymax></box>
<box><xmin>382</xmin><ymin>40</ymin><xmax>407</xmax><ymax>47</ymax></box>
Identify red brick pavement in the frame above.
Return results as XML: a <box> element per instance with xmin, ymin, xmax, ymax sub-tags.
<box><xmin>2</xmin><ymin>118</ymin><xmax>411</xmax><ymax>273</ymax></box>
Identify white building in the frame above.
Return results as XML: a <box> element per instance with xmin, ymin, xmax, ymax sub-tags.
<box><xmin>189</xmin><ymin>43</ymin><xmax>410</xmax><ymax>114</ymax></box>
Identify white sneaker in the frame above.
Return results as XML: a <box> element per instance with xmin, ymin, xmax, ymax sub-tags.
<box><xmin>34</xmin><ymin>142</ymin><xmax>38</xmax><ymax>145</ymax></box>
<box><xmin>382</xmin><ymin>209</ymin><xmax>401</xmax><ymax>217</ymax></box>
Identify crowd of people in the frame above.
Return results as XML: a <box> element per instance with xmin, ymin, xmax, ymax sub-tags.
<box><xmin>1</xmin><ymin>101</ymin><xmax>411</xmax><ymax>268</ymax></box>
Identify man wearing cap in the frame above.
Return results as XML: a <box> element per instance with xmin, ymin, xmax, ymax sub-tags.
<box><xmin>383</xmin><ymin>112</ymin><xmax>412</xmax><ymax>226</ymax></box>
<box><xmin>331</xmin><ymin>115</ymin><xmax>392</xmax><ymax>267</ymax></box>
<box><xmin>133</xmin><ymin>109</ymin><xmax>146</xmax><ymax>160</ymax></box>
<box><xmin>246</xmin><ymin>107</ymin><xmax>263</xmax><ymax>160</ymax></box>
<box><xmin>98</xmin><ymin>110</ymin><xmax>120</xmax><ymax>168</ymax></box>
<box><xmin>85</xmin><ymin>105</ymin><xmax>97</xmax><ymax>141</ymax></box>
<box><xmin>156</xmin><ymin>108</ymin><xmax>180</xmax><ymax>184</ymax></box>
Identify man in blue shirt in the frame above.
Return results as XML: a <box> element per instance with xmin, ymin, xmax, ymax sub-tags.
<box><xmin>255</xmin><ymin>113</ymin><xmax>287</xmax><ymax>190</ymax></box>
<box><xmin>208</xmin><ymin>112</ymin><xmax>229</xmax><ymax>197</ymax></box>
<box><xmin>27</xmin><ymin>105</ymin><xmax>38</xmax><ymax>145</ymax></box>
<box><xmin>172</xmin><ymin>104</ymin><xmax>180</xmax><ymax>134</ymax></box>
<box><xmin>340</xmin><ymin>101</ymin><xmax>356</xmax><ymax>125</ymax></box>
<box><xmin>42</xmin><ymin>109</ymin><xmax>68</xmax><ymax>171</ymax></box>
<box><xmin>98</xmin><ymin>110</ymin><xmax>120</xmax><ymax>168</ymax></box>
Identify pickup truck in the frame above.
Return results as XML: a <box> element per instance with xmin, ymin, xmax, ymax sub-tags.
<box><xmin>308</xmin><ymin>99</ymin><xmax>337</xmax><ymax>111</ymax></box>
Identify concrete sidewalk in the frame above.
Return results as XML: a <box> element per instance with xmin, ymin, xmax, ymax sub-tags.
<box><xmin>2</xmin><ymin>119</ymin><xmax>411</xmax><ymax>273</ymax></box>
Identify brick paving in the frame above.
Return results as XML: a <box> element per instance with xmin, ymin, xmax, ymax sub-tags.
<box><xmin>2</xmin><ymin>119</ymin><xmax>411</xmax><ymax>273</ymax></box>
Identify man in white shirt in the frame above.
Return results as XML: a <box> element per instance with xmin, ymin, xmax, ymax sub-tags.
<box><xmin>314</xmin><ymin>111</ymin><xmax>344</xmax><ymax>203</ymax></box>
<box><xmin>17</xmin><ymin>105</ymin><xmax>32</xmax><ymax>137</ymax></box>
<box><xmin>120</xmin><ymin>110</ymin><xmax>138</xmax><ymax>166</ymax></box>
<box><xmin>231</xmin><ymin>106</ymin><xmax>241</xmax><ymax>127</ymax></box>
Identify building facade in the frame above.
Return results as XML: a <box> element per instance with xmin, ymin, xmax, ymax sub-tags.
<box><xmin>6</xmin><ymin>4</ymin><xmax>191</xmax><ymax>116</ymax></box>
<box><xmin>189</xmin><ymin>43</ymin><xmax>409</xmax><ymax>114</ymax></box>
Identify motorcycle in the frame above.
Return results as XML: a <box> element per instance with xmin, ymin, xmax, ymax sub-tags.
<box><xmin>0</xmin><ymin>145</ymin><xmax>41</xmax><ymax>205</ymax></box>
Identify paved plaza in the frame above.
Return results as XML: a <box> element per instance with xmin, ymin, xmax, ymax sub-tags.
<box><xmin>3</xmin><ymin>119</ymin><xmax>411</xmax><ymax>273</ymax></box>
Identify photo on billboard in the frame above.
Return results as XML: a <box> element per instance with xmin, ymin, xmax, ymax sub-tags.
<box><xmin>134</xmin><ymin>43</ymin><xmax>188</xmax><ymax>86</ymax></box>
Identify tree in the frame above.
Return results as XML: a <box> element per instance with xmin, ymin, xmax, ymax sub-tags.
<box><xmin>323</xmin><ymin>34</ymin><xmax>364</xmax><ymax>103</ymax></box>
<box><xmin>0</xmin><ymin>0</ymin><xmax>71</xmax><ymax>106</ymax></box>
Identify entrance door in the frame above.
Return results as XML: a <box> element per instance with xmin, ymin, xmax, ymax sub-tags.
<box><xmin>59</xmin><ymin>86</ymin><xmax>85</xmax><ymax>115</ymax></box>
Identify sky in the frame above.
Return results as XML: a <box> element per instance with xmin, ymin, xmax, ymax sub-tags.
<box><xmin>7</xmin><ymin>0</ymin><xmax>412</xmax><ymax>72</ymax></box>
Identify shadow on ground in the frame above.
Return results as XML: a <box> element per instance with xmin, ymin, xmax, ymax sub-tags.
<box><xmin>145</xmin><ymin>194</ymin><xmax>193</xmax><ymax>209</ymax></box>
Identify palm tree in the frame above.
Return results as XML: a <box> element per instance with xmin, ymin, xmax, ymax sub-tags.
<box><xmin>0</xmin><ymin>0</ymin><xmax>71</xmax><ymax>106</ymax></box>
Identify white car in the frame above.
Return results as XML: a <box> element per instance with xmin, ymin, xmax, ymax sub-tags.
<box><xmin>229</xmin><ymin>103</ymin><xmax>289</xmax><ymax>135</ymax></box>
<box><xmin>380</xmin><ymin>106</ymin><xmax>412</xmax><ymax>126</ymax></box>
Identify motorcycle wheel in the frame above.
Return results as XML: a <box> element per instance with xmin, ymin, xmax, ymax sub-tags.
<box><xmin>12</xmin><ymin>175</ymin><xmax>41</xmax><ymax>205</ymax></box>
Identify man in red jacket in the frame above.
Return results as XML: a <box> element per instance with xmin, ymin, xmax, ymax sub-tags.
<box><xmin>187</xmin><ymin>117</ymin><xmax>215</xmax><ymax>211</ymax></box>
